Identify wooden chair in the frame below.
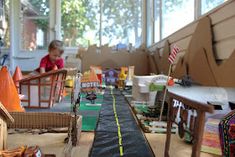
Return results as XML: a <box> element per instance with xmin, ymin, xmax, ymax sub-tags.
<box><xmin>19</xmin><ymin>69</ymin><xmax>67</xmax><ymax>108</ymax></box>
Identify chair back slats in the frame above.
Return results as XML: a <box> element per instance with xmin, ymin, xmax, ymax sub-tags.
<box><xmin>19</xmin><ymin>69</ymin><xmax>67</xmax><ymax>108</ymax></box>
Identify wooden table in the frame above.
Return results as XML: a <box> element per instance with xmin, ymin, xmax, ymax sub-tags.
<box><xmin>164</xmin><ymin>86</ymin><xmax>235</xmax><ymax>157</ymax></box>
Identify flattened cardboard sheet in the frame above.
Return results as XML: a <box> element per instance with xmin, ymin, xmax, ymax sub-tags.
<box><xmin>80</xmin><ymin>45</ymin><xmax>148</xmax><ymax>75</ymax></box>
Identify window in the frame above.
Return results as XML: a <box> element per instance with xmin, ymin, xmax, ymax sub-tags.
<box><xmin>154</xmin><ymin>0</ymin><xmax>160</xmax><ymax>43</ymax></box>
<box><xmin>201</xmin><ymin>0</ymin><xmax>227</xmax><ymax>14</ymax></box>
<box><xmin>0</xmin><ymin>0</ymin><xmax>9</xmax><ymax>48</ymax></box>
<box><xmin>161</xmin><ymin>0</ymin><xmax>194</xmax><ymax>38</ymax></box>
<box><xmin>146</xmin><ymin>0</ymin><xmax>153</xmax><ymax>47</ymax></box>
<box><xmin>20</xmin><ymin>0</ymin><xmax>50</xmax><ymax>51</ymax></box>
<box><xmin>61</xmin><ymin>0</ymin><xmax>100</xmax><ymax>47</ymax></box>
<box><xmin>61</xmin><ymin>0</ymin><xmax>142</xmax><ymax>48</ymax></box>
<box><xmin>102</xmin><ymin>0</ymin><xmax>142</xmax><ymax>48</ymax></box>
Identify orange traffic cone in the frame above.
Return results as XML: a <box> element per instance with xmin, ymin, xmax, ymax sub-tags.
<box><xmin>13</xmin><ymin>66</ymin><xmax>23</xmax><ymax>88</ymax></box>
<box><xmin>0</xmin><ymin>66</ymin><xmax>24</xmax><ymax>112</ymax></box>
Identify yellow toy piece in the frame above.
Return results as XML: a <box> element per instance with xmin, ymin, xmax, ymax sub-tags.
<box><xmin>119</xmin><ymin>69</ymin><xmax>127</xmax><ymax>80</ymax></box>
<box><xmin>118</xmin><ymin>68</ymin><xmax>127</xmax><ymax>89</ymax></box>
<box><xmin>65</xmin><ymin>76</ymin><xmax>75</xmax><ymax>88</ymax></box>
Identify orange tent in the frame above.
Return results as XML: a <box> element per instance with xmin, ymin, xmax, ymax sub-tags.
<box><xmin>0</xmin><ymin>66</ymin><xmax>24</xmax><ymax>112</ymax></box>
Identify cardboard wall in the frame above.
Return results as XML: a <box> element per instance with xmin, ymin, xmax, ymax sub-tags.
<box><xmin>79</xmin><ymin>45</ymin><xmax>149</xmax><ymax>75</ymax></box>
<box><xmin>148</xmin><ymin>0</ymin><xmax>235</xmax><ymax>87</ymax></box>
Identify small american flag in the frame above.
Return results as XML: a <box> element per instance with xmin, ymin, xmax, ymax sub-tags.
<box><xmin>168</xmin><ymin>45</ymin><xmax>180</xmax><ymax>64</ymax></box>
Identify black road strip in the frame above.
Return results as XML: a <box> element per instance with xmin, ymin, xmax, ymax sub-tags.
<box><xmin>89</xmin><ymin>88</ymin><xmax>155</xmax><ymax>157</ymax></box>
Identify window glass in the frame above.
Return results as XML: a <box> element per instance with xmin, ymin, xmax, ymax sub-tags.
<box><xmin>154</xmin><ymin>0</ymin><xmax>160</xmax><ymax>43</ymax></box>
<box><xmin>162</xmin><ymin>0</ymin><xmax>194</xmax><ymax>38</ymax></box>
<box><xmin>61</xmin><ymin>0</ymin><xmax>142</xmax><ymax>48</ymax></box>
<box><xmin>146</xmin><ymin>0</ymin><xmax>153</xmax><ymax>47</ymax></box>
<box><xmin>102</xmin><ymin>0</ymin><xmax>142</xmax><ymax>48</ymax></box>
<box><xmin>61</xmin><ymin>0</ymin><xmax>100</xmax><ymax>47</ymax></box>
<box><xmin>0</xmin><ymin>0</ymin><xmax>10</xmax><ymax>48</ymax></box>
<box><xmin>20</xmin><ymin>0</ymin><xmax>49</xmax><ymax>51</ymax></box>
<box><xmin>201</xmin><ymin>0</ymin><xmax>227</xmax><ymax>14</ymax></box>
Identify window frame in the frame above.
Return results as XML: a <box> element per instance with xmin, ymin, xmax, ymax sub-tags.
<box><xmin>59</xmin><ymin>0</ymin><xmax>143</xmax><ymax>49</ymax></box>
<box><xmin>18</xmin><ymin>0</ymin><xmax>56</xmax><ymax>52</ymax></box>
<box><xmin>9</xmin><ymin>0</ymin><xmax>230</xmax><ymax>51</ymax></box>
<box><xmin>147</xmin><ymin>0</ymin><xmax>229</xmax><ymax>48</ymax></box>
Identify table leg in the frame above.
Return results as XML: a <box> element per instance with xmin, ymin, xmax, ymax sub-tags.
<box><xmin>164</xmin><ymin>99</ymin><xmax>173</xmax><ymax>157</ymax></box>
<box><xmin>192</xmin><ymin>111</ymin><xmax>205</xmax><ymax>157</ymax></box>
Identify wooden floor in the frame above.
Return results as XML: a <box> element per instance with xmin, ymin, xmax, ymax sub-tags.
<box><xmin>72</xmin><ymin>132</ymin><xmax>94</xmax><ymax>157</ymax></box>
<box><xmin>7</xmin><ymin>133</ymin><xmax>68</xmax><ymax>157</ymax></box>
<box><xmin>7</xmin><ymin>132</ymin><xmax>219</xmax><ymax>157</ymax></box>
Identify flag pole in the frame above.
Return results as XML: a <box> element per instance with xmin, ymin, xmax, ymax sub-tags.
<box><xmin>159</xmin><ymin>63</ymin><xmax>172</xmax><ymax>122</ymax></box>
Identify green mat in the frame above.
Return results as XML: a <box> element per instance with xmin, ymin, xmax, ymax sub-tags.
<box><xmin>80</xmin><ymin>102</ymin><xmax>102</xmax><ymax>111</ymax></box>
<box><xmin>80</xmin><ymin>99</ymin><xmax>103</xmax><ymax>104</ymax></box>
<box><xmin>80</xmin><ymin>93</ymin><xmax>104</xmax><ymax>99</ymax></box>
<box><xmin>82</xmin><ymin>116</ymin><xmax>98</xmax><ymax>131</ymax></box>
<box><xmin>80</xmin><ymin>94</ymin><xmax>103</xmax><ymax>104</ymax></box>
<box><xmin>80</xmin><ymin>92</ymin><xmax>103</xmax><ymax>131</ymax></box>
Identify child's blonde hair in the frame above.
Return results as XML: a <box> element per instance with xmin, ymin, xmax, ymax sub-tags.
<box><xmin>48</xmin><ymin>40</ymin><xmax>64</xmax><ymax>54</ymax></box>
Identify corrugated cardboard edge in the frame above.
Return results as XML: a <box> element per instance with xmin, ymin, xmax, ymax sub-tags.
<box><xmin>188</xmin><ymin>48</ymin><xmax>218</xmax><ymax>86</ymax></box>
<box><xmin>171</xmin><ymin>56</ymin><xmax>187</xmax><ymax>79</ymax></box>
<box><xmin>161</xmin><ymin>41</ymin><xmax>171</xmax><ymax>75</ymax></box>
<box><xmin>185</xmin><ymin>16</ymin><xmax>218</xmax><ymax>86</ymax></box>
<box><xmin>0</xmin><ymin>102</ymin><xmax>14</xmax><ymax>123</ymax></box>
<box><xmin>171</xmin><ymin>16</ymin><xmax>235</xmax><ymax>87</ymax></box>
<box><xmin>212</xmin><ymin>50</ymin><xmax>235</xmax><ymax>86</ymax></box>
<box><xmin>187</xmin><ymin>16</ymin><xmax>235</xmax><ymax>87</ymax></box>
<box><xmin>152</xmin><ymin>48</ymin><xmax>161</xmax><ymax>72</ymax></box>
<box><xmin>152</xmin><ymin>40</ymin><xmax>170</xmax><ymax>75</ymax></box>
<box><xmin>147</xmin><ymin>52</ymin><xmax>159</xmax><ymax>74</ymax></box>
<box><xmin>7</xmin><ymin>112</ymin><xmax>81</xmax><ymax>129</ymax></box>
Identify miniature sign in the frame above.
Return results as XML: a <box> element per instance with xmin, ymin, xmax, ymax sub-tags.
<box><xmin>81</xmin><ymin>69</ymin><xmax>100</xmax><ymax>92</ymax></box>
